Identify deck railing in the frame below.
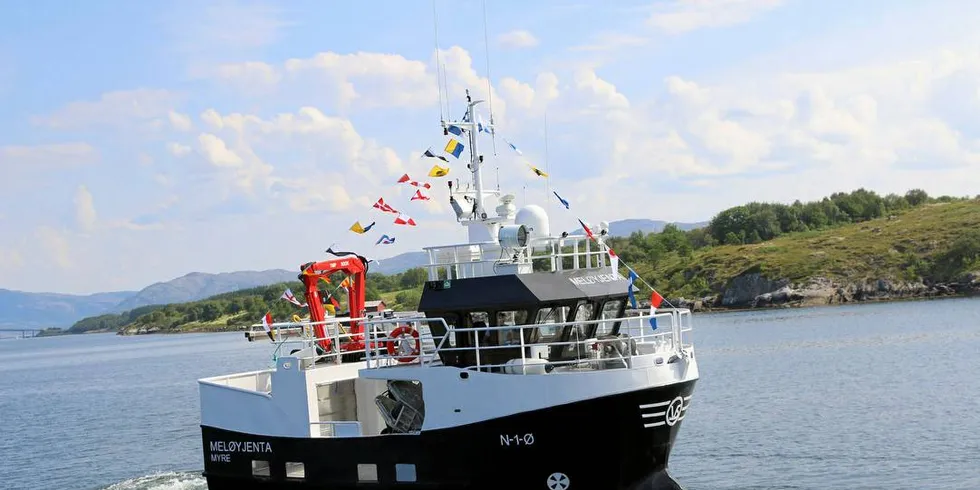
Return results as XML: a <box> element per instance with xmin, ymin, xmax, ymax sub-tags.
<box><xmin>255</xmin><ymin>308</ymin><xmax>693</xmax><ymax>375</ymax></box>
<box><xmin>423</xmin><ymin>235</ymin><xmax>615</xmax><ymax>281</ymax></box>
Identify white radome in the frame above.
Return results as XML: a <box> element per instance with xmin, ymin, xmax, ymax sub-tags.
<box><xmin>515</xmin><ymin>204</ymin><xmax>550</xmax><ymax>239</ymax></box>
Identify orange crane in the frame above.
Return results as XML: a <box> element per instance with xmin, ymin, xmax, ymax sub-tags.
<box><xmin>298</xmin><ymin>249</ymin><xmax>368</xmax><ymax>353</ymax></box>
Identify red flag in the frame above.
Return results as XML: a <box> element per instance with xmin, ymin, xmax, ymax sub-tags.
<box><xmin>394</xmin><ymin>213</ymin><xmax>417</xmax><ymax>226</ymax></box>
<box><xmin>410</xmin><ymin>180</ymin><xmax>432</xmax><ymax>189</ymax></box>
<box><xmin>650</xmin><ymin>291</ymin><xmax>664</xmax><ymax>308</ymax></box>
<box><xmin>373</xmin><ymin>197</ymin><xmax>398</xmax><ymax>214</ymax></box>
<box><xmin>607</xmin><ymin>248</ymin><xmax>617</xmax><ymax>258</ymax></box>
<box><xmin>578</xmin><ymin>219</ymin><xmax>595</xmax><ymax>241</ymax></box>
<box><xmin>261</xmin><ymin>312</ymin><xmax>275</xmax><ymax>341</ymax></box>
<box><xmin>411</xmin><ymin>189</ymin><xmax>430</xmax><ymax>201</ymax></box>
<box><xmin>397</xmin><ymin>174</ymin><xmax>410</xmax><ymax>183</ymax></box>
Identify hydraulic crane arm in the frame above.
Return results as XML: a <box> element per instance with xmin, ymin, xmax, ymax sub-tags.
<box><xmin>298</xmin><ymin>250</ymin><xmax>369</xmax><ymax>353</ymax></box>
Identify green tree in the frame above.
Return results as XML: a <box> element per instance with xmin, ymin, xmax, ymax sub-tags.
<box><xmin>399</xmin><ymin>268</ymin><xmax>428</xmax><ymax>289</ymax></box>
<box><xmin>905</xmin><ymin>189</ymin><xmax>929</xmax><ymax>206</ymax></box>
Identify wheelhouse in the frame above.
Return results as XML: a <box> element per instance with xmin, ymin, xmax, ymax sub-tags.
<box><xmin>418</xmin><ymin>269</ymin><xmax>633</xmax><ymax>369</ymax></box>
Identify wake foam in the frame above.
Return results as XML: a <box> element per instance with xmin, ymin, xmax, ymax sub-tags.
<box><xmin>101</xmin><ymin>472</ymin><xmax>207</xmax><ymax>490</ymax></box>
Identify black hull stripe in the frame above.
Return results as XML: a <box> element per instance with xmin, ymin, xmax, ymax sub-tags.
<box><xmin>202</xmin><ymin>379</ymin><xmax>697</xmax><ymax>490</ymax></box>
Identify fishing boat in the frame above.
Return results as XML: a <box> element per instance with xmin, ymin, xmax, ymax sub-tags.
<box><xmin>197</xmin><ymin>88</ymin><xmax>699</xmax><ymax>489</ymax></box>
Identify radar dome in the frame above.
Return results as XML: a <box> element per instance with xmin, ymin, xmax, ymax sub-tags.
<box><xmin>515</xmin><ymin>205</ymin><xmax>550</xmax><ymax>239</ymax></box>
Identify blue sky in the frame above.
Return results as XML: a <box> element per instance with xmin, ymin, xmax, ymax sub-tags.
<box><xmin>2</xmin><ymin>0</ymin><xmax>980</xmax><ymax>294</ymax></box>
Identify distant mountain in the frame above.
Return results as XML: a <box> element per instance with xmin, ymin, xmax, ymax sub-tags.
<box><xmin>1</xmin><ymin>269</ymin><xmax>301</xmax><ymax>328</ymax></box>
<box><xmin>570</xmin><ymin>218</ymin><xmax>708</xmax><ymax>237</ymax></box>
<box><xmin>0</xmin><ymin>289</ymin><xmax>136</xmax><ymax>328</ymax></box>
<box><xmin>369</xmin><ymin>252</ymin><xmax>428</xmax><ymax>275</ymax></box>
<box><xmin>112</xmin><ymin>269</ymin><xmax>298</xmax><ymax>311</ymax></box>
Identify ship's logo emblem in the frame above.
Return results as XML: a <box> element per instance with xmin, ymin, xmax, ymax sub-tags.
<box><xmin>638</xmin><ymin>394</ymin><xmax>691</xmax><ymax>429</ymax></box>
<box><xmin>664</xmin><ymin>397</ymin><xmax>684</xmax><ymax>426</ymax></box>
<box><xmin>547</xmin><ymin>472</ymin><xmax>570</xmax><ymax>490</ymax></box>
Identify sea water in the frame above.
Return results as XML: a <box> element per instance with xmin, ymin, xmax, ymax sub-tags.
<box><xmin>1</xmin><ymin>298</ymin><xmax>978</xmax><ymax>489</ymax></box>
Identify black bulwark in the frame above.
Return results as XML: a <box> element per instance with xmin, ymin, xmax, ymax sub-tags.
<box><xmin>418</xmin><ymin>268</ymin><xmax>629</xmax><ymax>312</ymax></box>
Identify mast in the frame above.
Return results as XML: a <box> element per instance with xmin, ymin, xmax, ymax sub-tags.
<box><xmin>466</xmin><ymin>91</ymin><xmax>485</xmax><ymax>220</ymax></box>
<box><xmin>443</xmin><ymin>90</ymin><xmax>487</xmax><ymax>223</ymax></box>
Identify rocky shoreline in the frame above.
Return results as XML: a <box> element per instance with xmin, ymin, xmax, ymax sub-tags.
<box><xmin>669</xmin><ymin>271</ymin><xmax>980</xmax><ymax>312</ymax></box>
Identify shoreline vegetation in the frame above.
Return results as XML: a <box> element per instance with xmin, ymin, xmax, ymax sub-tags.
<box><xmin>42</xmin><ymin>188</ymin><xmax>980</xmax><ymax>337</ymax></box>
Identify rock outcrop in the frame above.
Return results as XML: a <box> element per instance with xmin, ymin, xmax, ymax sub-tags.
<box><xmin>690</xmin><ymin>272</ymin><xmax>979</xmax><ymax>311</ymax></box>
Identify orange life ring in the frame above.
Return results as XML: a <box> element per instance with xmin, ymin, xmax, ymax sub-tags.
<box><xmin>386</xmin><ymin>325</ymin><xmax>420</xmax><ymax>363</ymax></box>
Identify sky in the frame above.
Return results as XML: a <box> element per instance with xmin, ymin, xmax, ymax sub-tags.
<box><xmin>2</xmin><ymin>0</ymin><xmax>980</xmax><ymax>295</ymax></box>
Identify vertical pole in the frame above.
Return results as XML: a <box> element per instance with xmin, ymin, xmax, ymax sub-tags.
<box><xmin>467</xmin><ymin>96</ymin><xmax>484</xmax><ymax>221</ymax></box>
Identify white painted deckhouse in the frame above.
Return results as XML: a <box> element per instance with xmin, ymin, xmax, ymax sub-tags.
<box><xmin>197</xmin><ymin>91</ymin><xmax>699</xmax><ymax>490</ymax></box>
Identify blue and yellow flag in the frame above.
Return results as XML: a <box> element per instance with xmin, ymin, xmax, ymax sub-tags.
<box><xmin>444</xmin><ymin>139</ymin><xmax>464</xmax><ymax>158</ymax></box>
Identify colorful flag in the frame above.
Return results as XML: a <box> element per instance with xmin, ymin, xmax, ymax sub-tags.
<box><xmin>650</xmin><ymin>291</ymin><xmax>664</xmax><ymax>308</ymax></box>
<box><xmin>410</xmin><ymin>180</ymin><xmax>431</xmax><ymax>189</ymax></box>
<box><xmin>553</xmin><ymin>191</ymin><xmax>570</xmax><ymax>209</ymax></box>
<box><xmin>394</xmin><ymin>213</ymin><xmax>417</xmax><ymax>226</ymax></box>
<box><xmin>578</xmin><ymin>218</ymin><xmax>595</xmax><ymax>240</ymax></box>
<box><xmin>428</xmin><ymin>164</ymin><xmax>450</xmax><ymax>177</ymax></box>
<box><xmin>477</xmin><ymin>114</ymin><xmax>491</xmax><ymax>134</ymax></box>
<box><xmin>447</xmin><ymin>125</ymin><xmax>463</xmax><ymax>136</ymax></box>
<box><xmin>528</xmin><ymin>163</ymin><xmax>548</xmax><ymax>178</ymax></box>
<box><xmin>444</xmin><ymin>139</ymin><xmax>464</xmax><ymax>158</ymax></box>
<box><xmin>411</xmin><ymin>189</ymin><xmax>430</xmax><ymax>201</ymax></box>
<box><xmin>423</xmin><ymin>149</ymin><xmax>449</xmax><ymax>163</ymax></box>
<box><xmin>261</xmin><ymin>312</ymin><xmax>275</xmax><ymax>341</ymax></box>
<box><xmin>504</xmin><ymin>138</ymin><xmax>522</xmax><ymax>155</ymax></box>
<box><xmin>397</xmin><ymin>174</ymin><xmax>411</xmax><ymax>183</ymax></box>
<box><xmin>373</xmin><ymin>198</ymin><xmax>398</xmax><ymax>214</ymax></box>
<box><xmin>280</xmin><ymin>288</ymin><xmax>308</xmax><ymax>307</ymax></box>
<box><xmin>375</xmin><ymin>234</ymin><xmax>395</xmax><ymax>245</ymax></box>
<box><xmin>627</xmin><ymin>270</ymin><xmax>638</xmax><ymax>309</ymax></box>
<box><xmin>349</xmin><ymin>220</ymin><xmax>375</xmax><ymax>234</ymax></box>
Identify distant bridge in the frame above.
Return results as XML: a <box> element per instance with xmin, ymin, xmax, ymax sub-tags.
<box><xmin>0</xmin><ymin>328</ymin><xmax>47</xmax><ymax>338</ymax></box>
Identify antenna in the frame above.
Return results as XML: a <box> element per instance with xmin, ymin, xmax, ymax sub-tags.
<box><xmin>482</xmin><ymin>0</ymin><xmax>498</xmax><ymax>156</ymax></box>
<box><xmin>432</xmin><ymin>0</ymin><xmax>446</xmax><ymax>122</ymax></box>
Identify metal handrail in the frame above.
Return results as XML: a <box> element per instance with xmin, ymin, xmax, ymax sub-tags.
<box><xmin>262</xmin><ymin>309</ymin><xmax>692</xmax><ymax>375</ymax></box>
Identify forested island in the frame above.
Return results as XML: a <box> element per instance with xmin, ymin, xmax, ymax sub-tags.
<box><xmin>63</xmin><ymin>188</ymin><xmax>979</xmax><ymax>336</ymax></box>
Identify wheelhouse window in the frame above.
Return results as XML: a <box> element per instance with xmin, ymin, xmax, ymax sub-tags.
<box><xmin>596</xmin><ymin>299</ymin><xmax>624</xmax><ymax>337</ymax></box>
<box><xmin>533</xmin><ymin>306</ymin><xmax>568</xmax><ymax>343</ymax></box>
<box><xmin>496</xmin><ymin>310</ymin><xmax>528</xmax><ymax>345</ymax></box>
<box><xmin>465</xmin><ymin>311</ymin><xmax>491</xmax><ymax>346</ymax></box>
<box><xmin>560</xmin><ymin>301</ymin><xmax>596</xmax><ymax>356</ymax></box>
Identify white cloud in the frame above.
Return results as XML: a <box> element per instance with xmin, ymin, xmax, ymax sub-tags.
<box><xmin>74</xmin><ymin>185</ymin><xmax>98</xmax><ymax>232</ymax></box>
<box><xmin>197</xmin><ymin>133</ymin><xmax>243</xmax><ymax>167</ymax></box>
<box><xmin>167</xmin><ymin>142</ymin><xmax>192</xmax><ymax>157</ymax></box>
<box><xmin>168</xmin><ymin>111</ymin><xmax>194</xmax><ymax>131</ymax></box>
<box><xmin>498</xmin><ymin>30</ymin><xmax>539</xmax><ymax>49</ymax></box>
<box><xmin>282</xmin><ymin>51</ymin><xmax>437</xmax><ymax>110</ymax></box>
<box><xmin>648</xmin><ymin>0</ymin><xmax>785</xmax><ymax>34</ymax></box>
<box><xmin>34</xmin><ymin>89</ymin><xmax>181</xmax><ymax>130</ymax></box>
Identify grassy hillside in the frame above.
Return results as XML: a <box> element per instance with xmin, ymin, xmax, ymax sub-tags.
<box><xmin>619</xmin><ymin>199</ymin><xmax>980</xmax><ymax>301</ymax></box>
